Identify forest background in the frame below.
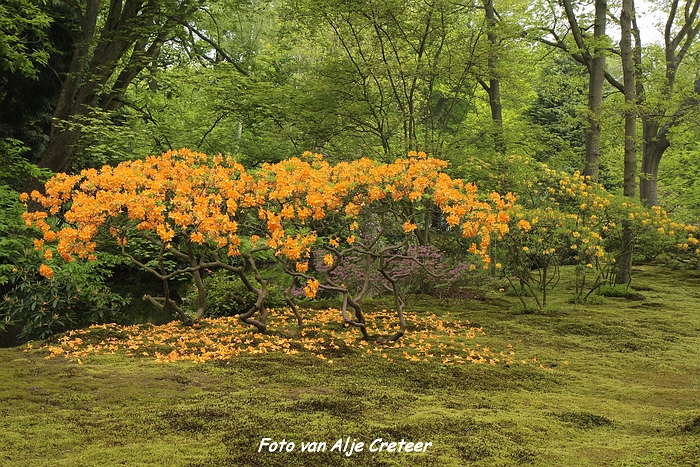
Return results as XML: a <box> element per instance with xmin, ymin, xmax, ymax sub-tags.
<box><xmin>2</xmin><ymin>0</ymin><xmax>700</xmax><ymax>342</ymax></box>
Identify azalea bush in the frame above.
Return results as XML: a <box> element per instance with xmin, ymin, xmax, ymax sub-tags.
<box><xmin>22</xmin><ymin>149</ymin><xmax>513</xmax><ymax>342</ymax></box>
<box><xmin>626</xmin><ymin>205</ymin><xmax>700</xmax><ymax>267</ymax></box>
<box><xmin>1</xmin><ymin>183</ymin><xmax>126</xmax><ymax>340</ymax></box>
<box><xmin>497</xmin><ymin>158</ymin><xmax>700</xmax><ymax>311</ymax></box>
<box><xmin>265</xmin><ymin>152</ymin><xmax>513</xmax><ymax>340</ymax></box>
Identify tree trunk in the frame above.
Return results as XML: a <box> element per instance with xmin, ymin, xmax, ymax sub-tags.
<box><xmin>21</xmin><ymin>0</ymin><xmax>205</xmax><ymax>194</ymax></box>
<box><xmin>20</xmin><ymin>0</ymin><xmax>101</xmax><ymax>195</ymax></box>
<box><xmin>637</xmin><ymin>0</ymin><xmax>700</xmax><ymax>207</ymax></box>
<box><xmin>616</xmin><ymin>0</ymin><xmax>636</xmax><ymax>285</ymax></box>
<box><xmin>583</xmin><ymin>0</ymin><xmax>607</xmax><ymax>182</ymax></box>
<box><xmin>482</xmin><ymin>0</ymin><xmax>506</xmax><ymax>155</ymax></box>
<box><xmin>620</xmin><ymin>0</ymin><xmax>636</xmax><ymax>200</ymax></box>
<box><xmin>22</xmin><ymin>0</ymin><xmax>112</xmax><ymax>179</ymax></box>
<box><xmin>639</xmin><ymin>134</ymin><xmax>669</xmax><ymax>207</ymax></box>
<box><xmin>488</xmin><ymin>78</ymin><xmax>505</xmax><ymax>155</ymax></box>
<box><xmin>40</xmin><ymin>124</ymin><xmax>84</xmax><ymax>174</ymax></box>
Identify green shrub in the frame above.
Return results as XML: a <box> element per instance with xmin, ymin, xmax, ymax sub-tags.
<box><xmin>0</xmin><ymin>250</ymin><xmax>129</xmax><ymax>340</ymax></box>
<box><xmin>598</xmin><ymin>284</ymin><xmax>630</xmax><ymax>298</ymax></box>
<box><xmin>0</xmin><ymin>183</ymin><xmax>128</xmax><ymax>341</ymax></box>
<box><xmin>183</xmin><ymin>270</ymin><xmax>286</xmax><ymax>318</ymax></box>
<box><xmin>0</xmin><ymin>138</ymin><xmax>52</xmax><ymax>190</ymax></box>
<box><xmin>0</xmin><ymin>185</ymin><xmax>31</xmax><ymax>285</ymax></box>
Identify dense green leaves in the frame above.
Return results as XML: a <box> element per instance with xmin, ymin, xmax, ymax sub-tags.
<box><xmin>0</xmin><ymin>0</ymin><xmax>52</xmax><ymax>77</ymax></box>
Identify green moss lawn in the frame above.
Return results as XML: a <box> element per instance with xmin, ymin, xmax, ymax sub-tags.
<box><xmin>2</xmin><ymin>265</ymin><xmax>699</xmax><ymax>466</ymax></box>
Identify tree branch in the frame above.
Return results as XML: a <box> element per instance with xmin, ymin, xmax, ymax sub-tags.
<box><xmin>172</xmin><ymin>18</ymin><xmax>249</xmax><ymax>76</ymax></box>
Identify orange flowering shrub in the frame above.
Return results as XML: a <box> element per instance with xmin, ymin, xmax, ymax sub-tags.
<box><xmin>23</xmin><ymin>149</ymin><xmax>261</xmax><ymax>326</ymax></box>
<box><xmin>255</xmin><ymin>151</ymin><xmax>513</xmax><ymax>341</ymax></box>
<box><xmin>23</xmin><ymin>149</ymin><xmax>513</xmax><ymax>341</ymax></box>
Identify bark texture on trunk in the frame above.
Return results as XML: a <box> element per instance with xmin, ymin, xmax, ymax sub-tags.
<box><xmin>25</xmin><ymin>0</ymin><xmax>211</xmax><ymax>190</ymax></box>
<box><xmin>482</xmin><ymin>0</ymin><xmax>506</xmax><ymax>156</ymax></box>
<box><xmin>582</xmin><ymin>0</ymin><xmax>607</xmax><ymax>182</ymax></box>
<box><xmin>637</xmin><ymin>0</ymin><xmax>700</xmax><ymax>207</ymax></box>
<box><xmin>561</xmin><ymin>0</ymin><xmax>607</xmax><ymax>182</ymax></box>
<box><xmin>639</xmin><ymin>134</ymin><xmax>669</xmax><ymax>207</ymax></box>
<box><xmin>616</xmin><ymin>0</ymin><xmax>637</xmax><ymax>285</ymax></box>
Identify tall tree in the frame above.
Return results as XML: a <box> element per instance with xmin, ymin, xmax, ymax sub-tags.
<box><xmin>34</xmin><ymin>0</ymin><xmax>194</xmax><ymax>179</ymax></box>
<box><xmin>638</xmin><ymin>0</ymin><xmax>700</xmax><ymax>207</ymax></box>
<box><xmin>561</xmin><ymin>0</ymin><xmax>608</xmax><ymax>182</ymax></box>
<box><xmin>479</xmin><ymin>0</ymin><xmax>506</xmax><ymax>155</ymax></box>
<box><xmin>616</xmin><ymin>0</ymin><xmax>637</xmax><ymax>285</ymax></box>
<box><xmin>22</xmin><ymin>0</ymin><xmax>259</xmax><ymax>192</ymax></box>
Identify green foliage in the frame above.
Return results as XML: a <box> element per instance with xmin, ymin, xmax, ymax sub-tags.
<box><xmin>3</xmin><ymin>0</ymin><xmax>699</xmax><ymax>350</ymax></box>
<box><xmin>0</xmin><ymin>250</ymin><xmax>129</xmax><ymax>340</ymax></box>
<box><xmin>523</xmin><ymin>55</ymin><xmax>587</xmax><ymax>171</ymax></box>
<box><xmin>66</xmin><ymin>108</ymin><xmax>149</xmax><ymax>170</ymax></box>
<box><xmin>182</xmin><ymin>269</ymin><xmax>288</xmax><ymax>319</ymax></box>
<box><xmin>0</xmin><ymin>0</ymin><xmax>52</xmax><ymax>77</ymax></box>
<box><xmin>0</xmin><ymin>139</ymin><xmax>51</xmax><ymax>189</ymax></box>
<box><xmin>0</xmin><ymin>153</ymin><xmax>51</xmax><ymax>336</ymax></box>
<box><xmin>184</xmin><ymin>270</ymin><xmax>257</xmax><ymax>318</ymax></box>
<box><xmin>0</xmin><ymin>186</ymin><xmax>33</xmax><ymax>282</ymax></box>
<box><xmin>657</xmin><ymin>128</ymin><xmax>700</xmax><ymax>224</ymax></box>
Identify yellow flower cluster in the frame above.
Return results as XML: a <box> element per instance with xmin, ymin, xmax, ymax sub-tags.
<box><xmin>507</xmin><ymin>162</ymin><xmax>699</xmax><ymax>267</ymax></box>
<box><xmin>304</xmin><ymin>279</ymin><xmax>320</xmax><ymax>298</ymax></box>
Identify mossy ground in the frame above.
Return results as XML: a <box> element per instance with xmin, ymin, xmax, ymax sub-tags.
<box><xmin>1</xmin><ymin>265</ymin><xmax>699</xmax><ymax>466</ymax></box>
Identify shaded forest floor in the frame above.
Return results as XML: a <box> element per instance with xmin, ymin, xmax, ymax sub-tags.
<box><xmin>1</xmin><ymin>265</ymin><xmax>699</xmax><ymax>466</ymax></box>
